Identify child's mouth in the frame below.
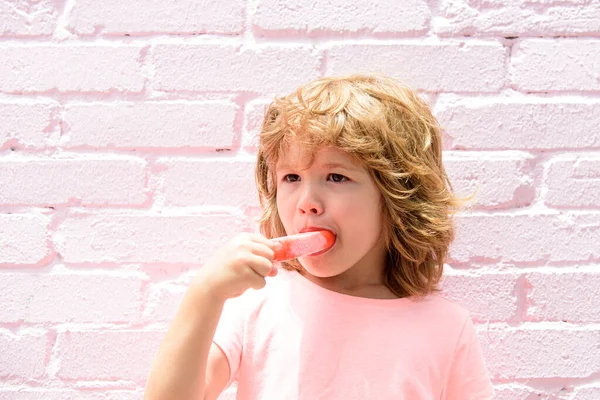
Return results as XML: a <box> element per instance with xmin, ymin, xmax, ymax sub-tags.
<box><xmin>272</xmin><ymin>230</ymin><xmax>337</xmax><ymax>261</ymax></box>
<box><xmin>307</xmin><ymin>234</ymin><xmax>337</xmax><ymax>257</ymax></box>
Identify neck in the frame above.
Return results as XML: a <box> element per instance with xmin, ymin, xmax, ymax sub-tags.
<box><xmin>299</xmin><ymin>241</ymin><xmax>399</xmax><ymax>299</ymax></box>
<box><xmin>300</xmin><ymin>268</ymin><xmax>398</xmax><ymax>299</ymax></box>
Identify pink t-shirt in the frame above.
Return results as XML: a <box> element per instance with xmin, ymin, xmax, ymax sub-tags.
<box><xmin>213</xmin><ymin>268</ymin><xmax>494</xmax><ymax>399</ymax></box>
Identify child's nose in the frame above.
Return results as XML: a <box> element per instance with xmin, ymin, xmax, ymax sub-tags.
<box><xmin>297</xmin><ymin>187</ymin><xmax>324</xmax><ymax>215</ymax></box>
<box><xmin>299</xmin><ymin>205</ymin><xmax>321</xmax><ymax>214</ymax></box>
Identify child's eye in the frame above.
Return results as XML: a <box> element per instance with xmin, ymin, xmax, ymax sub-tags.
<box><xmin>282</xmin><ymin>174</ymin><xmax>300</xmax><ymax>183</ymax></box>
<box><xmin>281</xmin><ymin>173</ymin><xmax>349</xmax><ymax>183</ymax></box>
<box><xmin>328</xmin><ymin>173</ymin><xmax>348</xmax><ymax>183</ymax></box>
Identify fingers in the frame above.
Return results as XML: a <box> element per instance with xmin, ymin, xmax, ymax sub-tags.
<box><xmin>228</xmin><ymin>233</ymin><xmax>280</xmax><ymax>291</ymax></box>
<box><xmin>267</xmin><ymin>264</ymin><xmax>279</xmax><ymax>277</ymax></box>
<box><xmin>244</xmin><ymin>252</ymin><xmax>273</xmax><ymax>277</ymax></box>
<box><xmin>247</xmin><ymin>233</ymin><xmax>277</xmax><ymax>250</ymax></box>
<box><xmin>247</xmin><ymin>241</ymin><xmax>275</xmax><ymax>261</ymax></box>
<box><xmin>247</xmin><ymin>274</ymin><xmax>267</xmax><ymax>290</ymax></box>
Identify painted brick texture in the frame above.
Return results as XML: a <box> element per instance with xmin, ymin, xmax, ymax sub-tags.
<box><xmin>0</xmin><ymin>1</ymin><xmax>598</xmax><ymax>399</ymax></box>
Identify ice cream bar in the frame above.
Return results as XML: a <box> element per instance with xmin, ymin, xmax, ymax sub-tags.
<box><xmin>272</xmin><ymin>230</ymin><xmax>336</xmax><ymax>262</ymax></box>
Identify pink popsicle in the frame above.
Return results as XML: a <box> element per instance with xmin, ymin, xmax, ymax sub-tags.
<box><xmin>272</xmin><ymin>230</ymin><xmax>336</xmax><ymax>262</ymax></box>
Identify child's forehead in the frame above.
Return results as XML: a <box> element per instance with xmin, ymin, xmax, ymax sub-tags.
<box><xmin>274</xmin><ymin>142</ymin><xmax>362</xmax><ymax>170</ymax></box>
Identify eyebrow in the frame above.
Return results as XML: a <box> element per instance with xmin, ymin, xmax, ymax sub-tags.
<box><xmin>322</xmin><ymin>162</ymin><xmax>359</xmax><ymax>171</ymax></box>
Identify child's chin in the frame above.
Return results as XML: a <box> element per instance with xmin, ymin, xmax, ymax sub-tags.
<box><xmin>299</xmin><ymin>261</ymin><xmax>347</xmax><ymax>278</ymax></box>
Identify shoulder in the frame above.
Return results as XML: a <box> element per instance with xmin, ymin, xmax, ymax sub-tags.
<box><xmin>429</xmin><ymin>293</ymin><xmax>471</xmax><ymax>316</ymax></box>
<box><xmin>412</xmin><ymin>293</ymin><xmax>472</xmax><ymax>329</ymax></box>
<box><xmin>403</xmin><ymin>294</ymin><xmax>480</xmax><ymax>357</ymax></box>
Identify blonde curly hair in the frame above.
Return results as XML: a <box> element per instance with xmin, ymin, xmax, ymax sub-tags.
<box><xmin>255</xmin><ymin>73</ymin><xmax>475</xmax><ymax>298</ymax></box>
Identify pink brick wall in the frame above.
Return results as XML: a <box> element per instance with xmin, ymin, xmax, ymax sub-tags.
<box><xmin>0</xmin><ymin>1</ymin><xmax>599</xmax><ymax>399</ymax></box>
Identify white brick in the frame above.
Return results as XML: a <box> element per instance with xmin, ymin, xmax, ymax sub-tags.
<box><xmin>572</xmin><ymin>386</ymin><xmax>600</xmax><ymax>400</ymax></box>
<box><xmin>142</xmin><ymin>283</ymin><xmax>186</xmax><ymax>323</ymax></box>
<box><xmin>243</xmin><ymin>99</ymin><xmax>271</xmax><ymax>152</ymax></box>
<box><xmin>0</xmin><ymin>0</ymin><xmax>57</xmax><ymax>36</ymax></box>
<box><xmin>451</xmin><ymin>213</ymin><xmax>600</xmax><ymax>264</ymax></box>
<box><xmin>0</xmin><ymin>272</ymin><xmax>143</xmax><ymax>323</ymax></box>
<box><xmin>0</xmin><ymin>330</ymin><xmax>47</xmax><ymax>378</ymax></box>
<box><xmin>54</xmin><ymin>214</ymin><xmax>248</xmax><ymax>264</ymax></box>
<box><xmin>0</xmin><ymin>158</ymin><xmax>147</xmax><ymax>206</ymax></box>
<box><xmin>545</xmin><ymin>156</ymin><xmax>600</xmax><ymax>208</ymax></box>
<box><xmin>56</xmin><ymin>330</ymin><xmax>164</xmax><ymax>382</ymax></box>
<box><xmin>153</xmin><ymin>44</ymin><xmax>321</xmax><ymax>94</ymax></box>
<box><xmin>326</xmin><ymin>42</ymin><xmax>506</xmax><ymax>92</ymax></box>
<box><xmin>492</xmin><ymin>386</ymin><xmax>565</xmax><ymax>400</ymax></box>
<box><xmin>444</xmin><ymin>152</ymin><xmax>536</xmax><ymax>209</ymax></box>
<box><xmin>525</xmin><ymin>271</ymin><xmax>600</xmax><ymax>323</ymax></box>
<box><xmin>440</xmin><ymin>273</ymin><xmax>519</xmax><ymax>322</ymax></box>
<box><xmin>0</xmin><ymin>102</ymin><xmax>57</xmax><ymax>148</ymax></box>
<box><xmin>68</xmin><ymin>0</ymin><xmax>244</xmax><ymax>35</ymax></box>
<box><xmin>0</xmin><ymin>214</ymin><xmax>50</xmax><ymax>266</ymax></box>
<box><xmin>0</xmin><ymin>391</ymin><xmax>141</xmax><ymax>400</ymax></box>
<box><xmin>160</xmin><ymin>157</ymin><xmax>258</xmax><ymax>207</ymax></box>
<box><xmin>0</xmin><ymin>45</ymin><xmax>144</xmax><ymax>93</ymax></box>
<box><xmin>254</xmin><ymin>0</ymin><xmax>429</xmax><ymax>35</ymax></box>
<box><xmin>433</xmin><ymin>0</ymin><xmax>600</xmax><ymax>37</ymax></box>
<box><xmin>481</xmin><ymin>327</ymin><xmax>600</xmax><ymax>378</ymax></box>
<box><xmin>511</xmin><ymin>40</ymin><xmax>600</xmax><ymax>92</ymax></box>
<box><xmin>64</xmin><ymin>102</ymin><xmax>237</xmax><ymax>150</ymax></box>
<box><xmin>435</xmin><ymin>96</ymin><xmax>600</xmax><ymax>150</ymax></box>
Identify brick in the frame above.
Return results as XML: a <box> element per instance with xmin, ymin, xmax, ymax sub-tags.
<box><xmin>572</xmin><ymin>386</ymin><xmax>600</xmax><ymax>400</ymax></box>
<box><xmin>0</xmin><ymin>157</ymin><xmax>147</xmax><ymax>206</ymax></box>
<box><xmin>450</xmin><ymin>213</ymin><xmax>600</xmax><ymax>264</ymax></box>
<box><xmin>152</xmin><ymin>44</ymin><xmax>321</xmax><ymax>94</ymax></box>
<box><xmin>0</xmin><ymin>330</ymin><xmax>47</xmax><ymax>378</ymax></box>
<box><xmin>444</xmin><ymin>152</ymin><xmax>536</xmax><ymax>209</ymax></box>
<box><xmin>0</xmin><ymin>45</ymin><xmax>144</xmax><ymax>93</ymax></box>
<box><xmin>433</xmin><ymin>0</ymin><xmax>600</xmax><ymax>37</ymax></box>
<box><xmin>54</xmin><ymin>214</ymin><xmax>248</xmax><ymax>264</ymax></box>
<box><xmin>253</xmin><ymin>0</ymin><xmax>429</xmax><ymax>35</ymax></box>
<box><xmin>0</xmin><ymin>214</ymin><xmax>50</xmax><ymax>266</ymax></box>
<box><xmin>160</xmin><ymin>157</ymin><xmax>258</xmax><ymax>207</ymax></box>
<box><xmin>525</xmin><ymin>271</ymin><xmax>600</xmax><ymax>323</ymax></box>
<box><xmin>0</xmin><ymin>391</ymin><xmax>141</xmax><ymax>400</ymax></box>
<box><xmin>435</xmin><ymin>96</ymin><xmax>600</xmax><ymax>150</ymax></box>
<box><xmin>0</xmin><ymin>0</ymin><xmax>57</xmax><ymax>37</ymax></box>
<box><xmin>243</xmin><ymin>99</ymin><xmax>271</xmax><ymax>151</ymax></box>
<box><xmin>64</xmin><ymin>102</ymin><xmax>237</xmax><ymax>150</ymax></box>
<box><xmin>0</xmin><ymin>102</ymin><xmax>57</xmax><ymax>148</ymax></box>
<box><xmin>511</xmin><ymin>40</ymin><xmax>600</xmax><ymax>92</ymax></box>
<box><xmin>0</xmin><ymin>272</ymin><xmax>143</xmax><ymax>323</ymax></box>
<box><xmin>326</xmin><ymin>42</ymin><xmax>506</xmax><ymax>92</ymax></box>
<box><xmin>481</xmin><ymin>327</ymin><xmax>600</xmax><ymax>378</ymax></box>
<box><xmin>142</xmin><ymin>283</ymin><xmax>186</xmax><ymax>323</ymax></box>
<box><xmin>56</xmin><ymin>330</ymin><xmax>164</xmax><ymax>382</ymax></box>
<box><xmin>492</xmin><ymin>386</ymin><xmax>567</xmax><ymax>399</ymax></box>
<box><xmin>68</xmin><ymin>0</ymin><xmax>244</xmax><ymax>35</ymax></box>
<box><xmin>545</xmin><ymin>156</ymin><xmax>600</xmax><ymax>208</ymax></box>
<box><xmin>440</xmin><ymin>273</ymin><xmax>519</xmax><ymax>322</ymax></box>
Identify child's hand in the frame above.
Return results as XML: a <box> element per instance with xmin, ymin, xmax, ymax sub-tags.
<box><xmin>194</xmin><ymin>232</ymin><xmax>278</xmax><ymax>301</ymax></box>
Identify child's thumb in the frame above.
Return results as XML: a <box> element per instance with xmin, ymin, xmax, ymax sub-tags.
<box><xmin>268</xmin><ymin>264</ymin><xmax>279</xmax><ymax>277</ymax></box>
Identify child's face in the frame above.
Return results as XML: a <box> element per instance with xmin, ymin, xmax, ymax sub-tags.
<box><xmin>275</xmin><ymin>140</ymin><xmax>387</xmax><ymax>279</ymax></box>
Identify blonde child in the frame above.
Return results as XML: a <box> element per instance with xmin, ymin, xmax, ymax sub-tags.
<box><xmin>145</xmin><ymin>74</ymin><xmax>494</xmax><ymax>399</ymax></box>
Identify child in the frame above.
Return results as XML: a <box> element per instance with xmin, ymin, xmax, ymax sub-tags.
<box><xmin>144</xmin><ymin>74</ymin><xmax>494</xmax><ymax>399</ymax></box>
